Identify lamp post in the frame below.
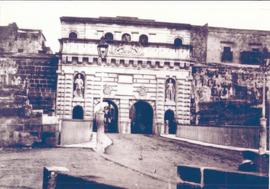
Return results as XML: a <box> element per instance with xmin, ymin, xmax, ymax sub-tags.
<box><xmin>97</xmin><ymin>36</ymin><xmax>109</xmax><ymax>103</ymax></box>
<box><xmin>95</xmin><ymin>36</ymin><xmax>109</xmax><ymax>151</ymax></box>
<box><xmin>259</xmin><ymin>48</ymin><xmax>270</xmax><ymax>154</ymax></box>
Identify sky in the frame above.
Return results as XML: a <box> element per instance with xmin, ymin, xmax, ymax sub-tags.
<box><xmin>1</xmin><ymin>1</ymin><xmax>270</xmax><ymax>52</ymax></box>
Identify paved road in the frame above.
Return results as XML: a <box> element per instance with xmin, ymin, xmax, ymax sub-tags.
<box><xmin>105</xmin><ymin>134</ymin><xmax>243</xmax><ymax>181</ymax></box>
<box><xmin>0</xmin><ymin>134</ymin><xmax>243</xmax><ymax>189</ymax></box>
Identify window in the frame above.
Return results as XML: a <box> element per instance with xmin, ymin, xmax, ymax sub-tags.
<box><xmin>69</xmin><ymin>32</ymin><xmax>77</xmax><ymax>39</ymax></box>
<box><xmin>240</xmin><ymin>51</ymin><xmax>262</xmax><ymax>65</ymax></box>
<box><xmin>221</xmin><ymin>47</ymin><xmax>233</xmax><ymax>62</ymax></box>
<box><xmin>18</xmin><ymin>49</ymin><xmax>24</xmax><ymax>53</ymax></box>
<box><xmin>139</xmin><ymin>34</ymin><xmax>148</xmax><ymax>46</ymax></box>
<box><xmin>18</xmin><ymin>33</ymin><xmax>27</xmax><ymax>38</ymax></box>
<box><xmin>104</xmin><ymin>32</ymin><xmax>113</xmax><ymax>43</ymax></box>
<box><xmin>252</xmin><ymin>48</ymin><xmax>259</xmax><ymax>52</ymax></box>
<box><xmin>174</xmin><ymin>38</ymin><xmax>182</xmax><ymax>48</ymax></box>
<box><xmin>122</xmin><ymin>33</ymin><xmax>131</xmax><ymax>43</ymax></box>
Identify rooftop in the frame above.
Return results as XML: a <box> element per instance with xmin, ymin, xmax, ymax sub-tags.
<box><xmin>60</xmin><ymin>16</ymin><xmax>192</xmax><ymax>30</ymax></box>
<box><xmin>0</xmin><ymin>22</ymin><xmax>47</xmax><ymax>41</ymax></box>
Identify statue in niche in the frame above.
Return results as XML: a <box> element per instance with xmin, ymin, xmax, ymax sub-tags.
<box><xmin>73</xmin><ymin>73</ymin><xmax>84</xmax><ymax>98</ymax></box>
<box><xmin>165</xmin><ymin>79</ymin><xmax>176</xmax><ymax>102</ymax></box>
<box><xmin>23</xmin><ymin>99</ymin><xmax>32</xmax><ymax>118</ymax></box>
<box><xmin>24</xmin><ymin>77</ymin><xmax>30</xmax><ymax>96</ymax></box>
<box><xmin>12</xmin><ymin>76</ymin><xmax>22</xmax><ymax>86</ymax></box>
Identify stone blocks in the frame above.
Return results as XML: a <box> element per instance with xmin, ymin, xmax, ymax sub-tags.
<box><xmin>177</xmin><ymin>165</ymin><xmax>269</xmax><ymax>189</ymax></box>
<box><xmin>176</xmin><ymin>125</ymin><xmax>262</xmax><ymax>149</ymax></box>
<box><xmin>177</xmin><ymin>165</ymin><xmax>202</xmax><ymax>184</ymax></box>
<box><xmin>42</xmin><ymin>166</ymin><xmax>69</xmax><ymax>189</ymax></box>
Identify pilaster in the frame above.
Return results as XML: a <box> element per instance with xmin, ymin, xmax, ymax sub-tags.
<box><xmin>56</xmin><ymin>72</ymin><xmax>73</xmax><ymax>119</ymax></box>
<box><xmin>84</xmin><ymin>74</ymin><xmax>95</xmax><ymax>121</ymax></box>
<box><xmin>119</xmin><ymin>99</ymin><xmax>131</xmax><ymax>133</ymax></box>
<box><xmin>176</xmin><ymin>77</ymin><xmax>192</xmax><ymax>125</ymax></box>
<box><xmin>156</xmin><ymin>77</ymin><xmax>166</xmax><ymax>134</ymax></box>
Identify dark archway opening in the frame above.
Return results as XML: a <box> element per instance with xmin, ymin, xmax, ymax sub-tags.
<box><xmin>72</xmin><ymin>105</ymin><xmax>84</xmax><ymax>119</ymax></box>
<box><xmin>104</xmin><ymin>100</ymin><xmax>118</xmax><ymax>133</ymax></box>
<box><xmin>130</xmin><ymin>101</ymin><xmax>153</xmax><ymax>134</ymax></box>
<box><xmin>165</xmin><ymin>110</ymin><xmax>176</xmax><ymax>134</ymax></box>
<box><xmin>93</xmin><ymin>100</ymin><xmax>118</xmax><ymax>133</ymax></box>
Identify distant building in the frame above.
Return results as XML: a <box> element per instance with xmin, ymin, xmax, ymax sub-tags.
<box><xmin>0</xmin><ymin>23</ymin><xmax>57</xmax><ymax>115</ymax></box>
<box><xmin>191</xmin><ymin>26</ymin><xmax>270</xmax><ymax>126</ymax></box>
<box><xmin>0</xmin><ymin>22</ymin><xmax>52</xmax><ymax>54</ymax></box>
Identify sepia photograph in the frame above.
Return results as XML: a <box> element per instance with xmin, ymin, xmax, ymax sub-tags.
<box><xmin>0</xmin><ymin>1</ymin><xmax>269</xmax><ymax>188</ymax></box>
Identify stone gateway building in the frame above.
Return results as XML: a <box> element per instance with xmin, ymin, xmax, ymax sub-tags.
<box><xmin>57</xmin><ymin>16</ymin><xmax>193</xmax><ymax>137</ymax></box>
<box><xmin>55</xmin><ymin>16</ymin><xmax>270</xmax><ymax>143</ymax></box>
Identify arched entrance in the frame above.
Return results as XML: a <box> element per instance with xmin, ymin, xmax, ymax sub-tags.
<box><xmin>130</xmin><ymin>101</ymin><xmax>153</xmax><ymax>134</ymax></box>
<box><xmin>93</xmin><ymin>100</ymin><xmax>118</xmax><ymax>133</ymax></box>
<box><xmin>164</xmin><ymin>109</ymin><xmax>176</xmax><ymax>134</ymax></box>
<box><xmin>103</xmin><ymin>99</ymin><xmax>118</xmax><ymax>133</ymax></box>
<box><xmin>72</xmin><ymin>105</ymin><xmax>84</xmax><ymax>119</ymax></box>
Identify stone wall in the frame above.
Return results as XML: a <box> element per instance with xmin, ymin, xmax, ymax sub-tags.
<box><xmin>0</xmin><ymin>55</ymin><xmax>58</xmax><ymax>113</ymax></box>
<box><xmin>177</xmin><ymin>165</ymin><xmax>269</xmax><ymax>188</ymax></box>
<box><xmin>60</xmin><ymin>119</ymin><xmax>91</xmax><ymax>145</ymax></box>
<box><xmin>190</xmin><ymin>25</ymin><xmax>208</xmax><ymax>63</ymax></box>
<box><xmin>16</xmin><ymin>55</ymin><xmax>58</xmax><ymax>112</ymax></box>
<box><xmin>176</xmin><ymin>125</ymin><xmax>266</xmax><ymax>149</ymax></box>
<box><xmin>42</xmin><ymin>167</ymin><xmax>125</xmax><ymax>189</ymax></box>
<box><xmin>0</xmin><ymin>117</ymin><xmax>42</xmax><ymax>147</ymax></box>
<box><xmin>0</xmin><ymin>22</ymin><xmax>56</xmax><ymax>113</ymax></box>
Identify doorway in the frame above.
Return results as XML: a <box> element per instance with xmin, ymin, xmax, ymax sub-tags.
<box><xmin>93</xmin><ymin>100</ymin><xmax>118</xmax><ymax>133</ymax></box>
<box><xmin>164</xmin><ymin>109</ymin><xmax>176</xmax><ymax>134</ymax></box>
<box><xmin>130</xmin><ymin>101</ymin><xmax>153</xmax><ymax>134</ymax></box>
<box><xmin>103</xmin><ymin>99</ymin><xmax>118</xmax><ymax>133</ymax></box>
<box><xmin>72</xmin><ymin>105</ymin><xmax>84</xmax><ymax>119</ymax></box>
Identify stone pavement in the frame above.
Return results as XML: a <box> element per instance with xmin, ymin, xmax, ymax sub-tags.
<box><xmin>62</xmin><ymin>132</ymin><xmax>269</xmax><ymax>155</ymax></box>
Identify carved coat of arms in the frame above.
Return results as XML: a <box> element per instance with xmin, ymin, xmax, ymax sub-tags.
<box><xmin>103</xmin><ymin>85</ymin><xmax>113</xmax><ymax>95</ymax></box>
<box><xmin>138</xmin><ymin>86</ymin><xmax>148</xmax><ymax>96</ymax></box>
<box><xmin>110</xmin><ymin>45</ymin><xmax>143</xmax><ymax>57</ymax></box>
